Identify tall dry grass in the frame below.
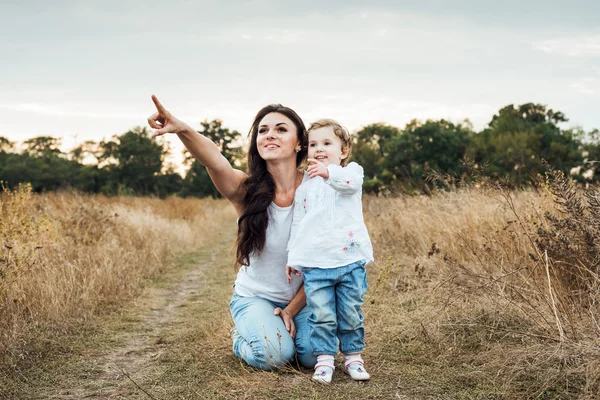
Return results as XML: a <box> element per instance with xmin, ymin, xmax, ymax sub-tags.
<box><xmin>364</xmin><ymin>179</ymin><xmax>600</xmax><ymax>398</ymax></box>
<box><xmin>0</xmin><ymin>184</ymin><xmax>235</xmax><ymax>365</ymax></box>
<box><xmin>3</xmin><ymin>174</ymin><xmax>600</xmax><ymax>398</ymax></box>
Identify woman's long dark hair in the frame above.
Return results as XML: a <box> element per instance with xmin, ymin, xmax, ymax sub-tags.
<box><xmin>235</xmin><ymin>104</ymin><xmax>307</xmax><ymax>267</ymax></box>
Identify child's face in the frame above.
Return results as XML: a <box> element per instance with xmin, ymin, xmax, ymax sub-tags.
<box><xmin>307</xmin><ymin>126</ymin><xmax>347</xmax><ymax>167</ymax></box>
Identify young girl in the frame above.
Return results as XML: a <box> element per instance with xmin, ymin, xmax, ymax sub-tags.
<box><xmin>286</xmin><ymin>119</ymin><xmax>374</xmax><ymax>384</ymax></box>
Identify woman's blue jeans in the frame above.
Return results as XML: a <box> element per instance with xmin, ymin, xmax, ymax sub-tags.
<box><xmin>229</xmin><ymin>293</ymin><xmax>317</xmax><ymax>370</ymax></box>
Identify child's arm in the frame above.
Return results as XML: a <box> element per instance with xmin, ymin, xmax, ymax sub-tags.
<box><xmin>325</xmin><ymin>162</ymin><xmax>364</xmax><ymax>195</ymax></box>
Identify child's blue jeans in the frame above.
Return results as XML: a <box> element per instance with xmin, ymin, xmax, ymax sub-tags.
<box><xmin>302</xmin><ymin>260</ymin><xmax>368</xmax><ymax>356</ymax></box>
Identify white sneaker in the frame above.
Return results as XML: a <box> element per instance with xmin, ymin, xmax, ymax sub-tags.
<box><xmin>343</xmin><ymin>359</ymin><xmax>370</xmax><ymax>381</ymax></box>
<box><xmin>312</xmin><ymin>364</ymin><xmax>334</xmax><ymax>384</ymax></box>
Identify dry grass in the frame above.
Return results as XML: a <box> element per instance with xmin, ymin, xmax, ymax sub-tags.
<box><xmin>0</xmin><ymin>184</ymin><xmax>235</xmax><ymax>369</ymax></box>
<box><xmin>124</xmin><ymin>185</ymin><xmax>599</xmax><ymax>399</ymax></box>
<box><xmin>2</xmin><ymin>178</ymin><xmax>600</xmax><ymax>399</ymax></box>
<box><xmin>363</xmin><ymin>183</ymin><xmax>600</xmax><ymax>399</ymax></box>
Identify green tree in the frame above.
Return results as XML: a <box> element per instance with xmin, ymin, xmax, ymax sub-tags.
<box><xmin>70</xmin><ymin>140</ymin><xmax>101</xmax><ymax>164</ymax></box>
<box><xmin>384</xmin><ymin>119</ymin><xmax>472</xmax><ymax>185</ymax></box>
<box><xmin>0</xmin><ymin>136</ymin><xmax>14</xmax><ymax>152</ymax></box>
<box><xmin>181</xmin><ymin>120</ymin><xmax>243</xmax><ymax>198</ymax></box>
<box><xmin>579</xmin><ymin>128</ymin><xmax>600</xmax><ymax>181</ymax></box>
<box><xmin>352</xmin><ymin>123</ymin><xmax>402</xmax><ymax>193</ymax></box>
<box><xmin>0</xmin><ymin>150</ymin><xmax>100</xmax><ymax>192</ymax></box>
<box><xmin>1</xmin><ymin>135</ymin><xmax>82</xmax><ymax>192</ymax></box>
<box><xmin>469</xmin><ymin>103</ymin><xmax>582</xmax><ymax>185</ymax></box>
<box><xmin>22</xmin><ymin>136</ymin><xmax>63</xmax><ymax>158</ymax></box>
<box><xmin>156</xmin><ymin>167</ymin><xmax>184</xmax><ymax>198</ymax></box>
<box><xmin>99</xmin><ymin>127</ymin><xmax>166</xmax><ymax>195</ymax></box>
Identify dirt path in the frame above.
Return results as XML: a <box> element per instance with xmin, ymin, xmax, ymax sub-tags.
<box><xmin>56</xmin><ymin>267</ymin><xmax>210</xmax><ymax>399</ymax></box>
<box><xmin>16</xmin><ymin>225</ymin><xmax>443</xmax><ymax>400</ymax></box>
<box><xmin>16</xmin><ymin>225</ymin><xmax>478</xmax><ymax>400</ymax></box>
<box><xmin>32</xmin><ymin>229</ymin><xmax>237</xmax><ymax>400</ymax></box>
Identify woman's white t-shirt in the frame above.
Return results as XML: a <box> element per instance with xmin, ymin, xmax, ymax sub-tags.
<box><xmin>233</xmin><ymin>172</ymin><xmax>309</xmax><ymax>304</ymax></box>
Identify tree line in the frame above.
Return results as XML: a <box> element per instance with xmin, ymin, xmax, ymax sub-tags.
<box><xmin>1</xmin><ymin>103</ymin><xmax>598</xmax><ymax>197</ymax></box>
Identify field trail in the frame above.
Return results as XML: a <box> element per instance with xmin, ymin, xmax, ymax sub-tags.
<box><xmin>22</xmin><ymin>219</ymin><xmax>445</xmax><ymax>400</ymax></box>
<box><xmin>44</xmin><ymin>228</ymin><xmax>237</xmax><ymax>400</ymax></box>
<box><xmin>59</xmin><ymin>266</ymin><xmax>209</xmax><ymax>399</ymax></box>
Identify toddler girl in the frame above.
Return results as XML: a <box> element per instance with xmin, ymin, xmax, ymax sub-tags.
<box><xmin>286</xmin><ymin>119</ymin><xmax>373</xmax><ymax>384</ymax></box>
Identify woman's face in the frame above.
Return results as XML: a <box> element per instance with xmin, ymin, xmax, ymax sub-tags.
<box><xmin>256</xmin><ymin>112</ymin><xmax>300</xmax><ymax>163</ymax></box>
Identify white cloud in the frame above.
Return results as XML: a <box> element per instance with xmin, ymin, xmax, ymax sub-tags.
<box><xmin>0</xmin><ymin>103</ymin><xmax>143</xmax><ymax>119</ymax></box>
<box><xmin>263</xmin><ymin>29</ymin><xmax>306</xmax><ymax>44</ymax></box>
<box><xmin>375</xmin><ymin>27</ymin><xmax>388</xmax><ymax>37</ymax></box>
<box><xmin>571</xmin><ymin>78</ymin><xmax>599</xmax><ymax>95</ymax></box>
<box><xmin>302</xmin><ymin>94</ymin><xmax>495</xmax><ymax>131</ymax></box>
<box><xmin>534</xmin><ymin>34</ymin><xmax>600</xmax><ymax>57</ymax></box>
<box><xmin>2</xmin><ymin>3</ymin><xmax>600</xmax><ymax>145</ymax></box>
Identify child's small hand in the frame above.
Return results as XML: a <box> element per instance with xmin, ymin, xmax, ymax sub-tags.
<box><xmin>307</xmin><ymin>159</ymin><xmax>329</xmax><ymax>179</ymax></box>
<box><xmin>286</xmin><ymin>266</ymin><xmax>301</xmax><ymax>284</ymax></box>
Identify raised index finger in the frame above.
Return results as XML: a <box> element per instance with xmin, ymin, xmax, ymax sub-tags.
<box><xmin>151</xmin><ymin>94</ymin><xmax>167</xmax><ymax>114</ymax></box>
<box><xmin>307</xmin><ymin>158</ymin><xmax>319</xmax><ymax>164</ymax></box>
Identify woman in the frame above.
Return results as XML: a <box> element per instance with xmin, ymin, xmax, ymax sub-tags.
<box><xmin>148</xmin><ymin>95</ymin><xmax>316</xmax><ymax>370</ymax></box>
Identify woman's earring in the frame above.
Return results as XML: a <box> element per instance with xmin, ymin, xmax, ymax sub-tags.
<box><xmin>295</xmin><ymin>146</ymin><xmax>301</xmax><ymax>153</ymax></box>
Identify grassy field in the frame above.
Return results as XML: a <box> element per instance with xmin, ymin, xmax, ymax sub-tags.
<box><xmin>1</xmin><ymin>179</ymin><xmax>599</xmax><ymax>399</ymax></box>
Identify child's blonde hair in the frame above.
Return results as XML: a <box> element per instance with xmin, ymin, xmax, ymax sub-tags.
<box><xmin>307</xmin><ymin>119</ymin><xmax>352</xmax><ymax>167</ymax></box>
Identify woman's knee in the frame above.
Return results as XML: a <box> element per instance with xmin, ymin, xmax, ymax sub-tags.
<box><xmin>248</xmin><ymin>337</ymin><xmax>295</xmax><ymax>370</ymax></box>
<box><xmin>260</xmin><ymin>335</ymin><xmax>317</xmax><ymax>370</ymax></box>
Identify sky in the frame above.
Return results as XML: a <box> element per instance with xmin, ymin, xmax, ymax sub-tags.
<box><xmin>1</xmin><ymin>0</ymin><xmax>599</xmax><ymax>161</ymax></box>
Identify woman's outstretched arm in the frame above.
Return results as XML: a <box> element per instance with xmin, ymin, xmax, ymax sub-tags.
<box><xmin>148</xmin><ymin>95</ymin><xmax>247</xmax><ymax>209</ymax></box>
